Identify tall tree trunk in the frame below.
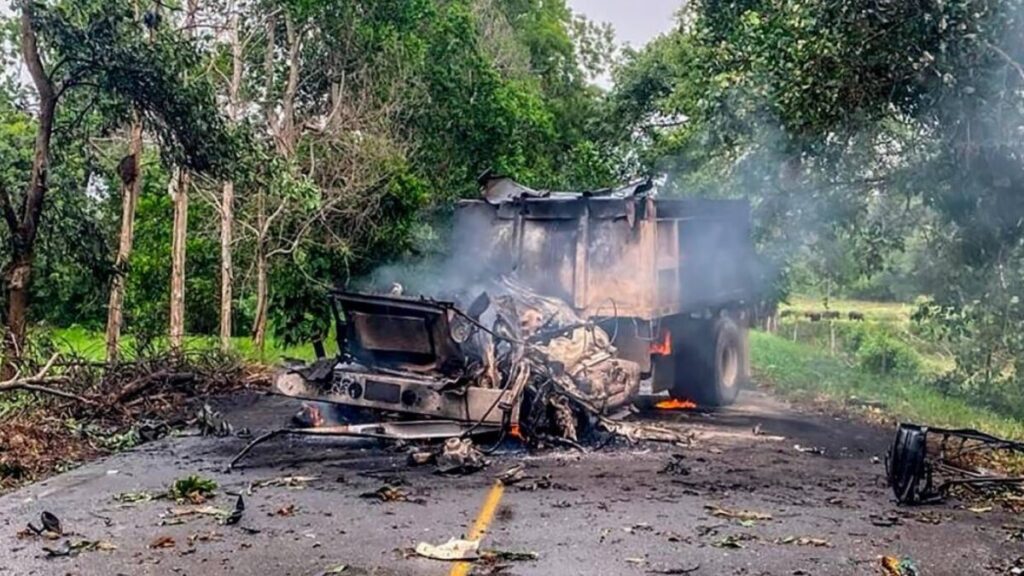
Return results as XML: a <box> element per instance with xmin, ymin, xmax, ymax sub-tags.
<box><xmin>252</xmin><ymin>240</ymin><xmax>268</xmax><ymax>356</ymax></box>
<box><xmin>220</xmin><ymin>181</ymin><xmax>234</xmax><ymax>351</ymax></box>
<box><xmin>169</xmin><ymin>0</ymin><xmax>198</xmax><ymax>356</ymax></box>
<box><xmin>251</xmin><ymin>187</ymin><xmax>268</xmax><ymax>356</ymax></box>
<box><xmin>105</xmin><ymin>119</ymin><xmax>143</xmax><ymax>362</ymax></box>
<box><xmin>3</xmin><ymin>3</ymin><xmax>58</xmax><ymax>369</ymax></box>
<box><xmin>219</xmin><ymin>4</ymin><xmax>242</xmax><ymax>352</ymax></box>
<box><xmin>279</xmin><ymin>14</ymin><xmax>300</xmax><ymax>156</ymax></box>
<box><xmin>169</xmin><ymin>169</ymin><xmax>190</xmax><ymax>354</ymax></box>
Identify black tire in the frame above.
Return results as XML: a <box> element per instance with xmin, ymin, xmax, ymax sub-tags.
<box><xmin>886</xmin><ymin>424</ymin><xmax>928</xmax><ymax>504</ymax></box>
<box><xmin>671</xmin><ymin>316</ymin><xmax>746</xmax><ymax>406</ymax></box>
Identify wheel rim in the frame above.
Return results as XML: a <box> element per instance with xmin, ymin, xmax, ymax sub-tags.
<box><xmin>719</xmin><ymin>341</ymin><xmax>738</xmax><ymax>390</ymax></box>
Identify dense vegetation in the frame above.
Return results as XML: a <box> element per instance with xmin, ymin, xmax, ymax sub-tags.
<box><xmin>0</xmin><ymin>0</ymin><xmax>621</xmax><ymax>358</ymax></box>
<box><xmin>610</xmin><ymin>0</ymin><xmax>1024</xmax><ymax>411</ymax></box>
<box><xmin>1</xmin><ymin>0</ymin><xmax>1021</xmax><ymax>417</ymax></box>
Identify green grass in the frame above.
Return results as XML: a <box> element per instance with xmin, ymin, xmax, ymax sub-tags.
<box><xmin>750</xmin><ymin>330</ymin><xmax>1024</xmax><ymax>440</ymax></box>
<box><xmin>42</xmin><ymin>325</ymin><xmax>321</xmax><ymax>365</ymax></box>
<box><xmin>782</xmin><ymin>295</ymin><xmax>914</xmax><ymax>323</ymax></box>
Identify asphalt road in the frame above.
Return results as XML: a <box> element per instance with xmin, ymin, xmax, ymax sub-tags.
<box><xmin>1</xmin><ymin>388</ymin><xmax>1020</xmax><ymax>576</ymax></box>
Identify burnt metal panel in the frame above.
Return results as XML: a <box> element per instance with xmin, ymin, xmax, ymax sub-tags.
<box><xmin>351</xmin><ymin>313</ymin><xmax>432</xmax><ymax>354</ymax></box>
<box><xmin>334</xmin><ymin>292</ymin><xmax>464</xmax><ymax>375</ymax></box>
<box><xmin>453</xmin><ymin>191</ymin><xmax>755</xmax><ymax>322</ymax></box>
<box><xmin>364</xmin><ymin>380</ymin><xmax>402</xmax><ymax>403</ymax></box>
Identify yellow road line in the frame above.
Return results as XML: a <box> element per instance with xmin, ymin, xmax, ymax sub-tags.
<box><xmin>449</xmin><ymin>480</ymin><xmax>505</xmax><ymax>576</ymax></box>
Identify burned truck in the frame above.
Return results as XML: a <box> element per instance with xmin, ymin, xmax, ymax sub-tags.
<box><xmin>275</xmin><ymin>175</ymin><xmax>758</xmax><ymax>441</ymax></box>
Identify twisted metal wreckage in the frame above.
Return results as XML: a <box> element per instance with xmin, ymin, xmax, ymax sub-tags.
<box><xmin>887</xmin><ymin>423</ymin><xmax>1024</xmax><ymax>505</ymax></box>
<box><xmin>231</xmin><ymin>278</ymin><xmax>682</xmax><ymax>467</ymax></box>
<box><xmin>231</xmin><ymin>174</ymin><xmax>759</xmax><ymax>466</ymax></box>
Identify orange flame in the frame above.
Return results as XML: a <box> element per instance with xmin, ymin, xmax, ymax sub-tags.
<box><xmin>655</xmin><ymin>398</ymin><xmax>697</xmax><ymax>410</ymax></box>
<box><xmin>650</xmin><ymin>329</ymin><xmax>672</xmax><ymax>356</ymax></box>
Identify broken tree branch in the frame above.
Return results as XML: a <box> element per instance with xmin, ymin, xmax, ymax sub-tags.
<box><xmin>0</xmin><ymin>353</ymin><xmax>95</xmax><ymax>405</ymax></box>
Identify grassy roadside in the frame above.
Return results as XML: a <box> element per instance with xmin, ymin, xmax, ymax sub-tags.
<box><xmin>750</xmin><ymin>330</ymin><xmax>1024</xmax><ymax>440</ymax></box>
<box><xmin>44</xmin><ymin>325</ymin><xmax>321</xmax><ymax>364</ymax></box>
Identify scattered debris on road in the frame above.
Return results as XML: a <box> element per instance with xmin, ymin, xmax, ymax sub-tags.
<box><xmin>42</xmin><ymin>539</ymin><xmax>116</xmax><ymax>558</ymax></box>
<box><xmin>495</xmin><ymin>464</ymin><xmax>527</xmax><ymax>486</ymax></box>
<box><xmin>705</xmin><ymin>503</ymin><xmax>772</xmax><ymax>521</ymax></box>
<box><xmin>414</xmin><ymin>537</ymin><xmax>480</xmax><ymax>561</ymax></box>
<box><xmin>436</xmin><ymin>438</ymin><xmax>488</xmax><ymax>474</ymax></box>
<box><xmin>712</xmin><ymin>533</ymin><xmax>757</xmax><ymax>548</ymax></box>
<box><xmin>359</xmin><ymin>485</ymin><xmax>425</xmax><ymax>504</ymax></box>
<box><xmin>1</xmin><ymin>351</ymin><xmax>262</xmax><ymax>492</ymax></box>
<box><xmin>776</xmin><ymin>536</ymin><xmax>830</xmax><ymax>547</ymax></box>
<box><xmin>881</xmin><ymin>555</ymin><xmax>920</xmax><ymax>576</ymax></box>
<box><xmin>149</xmin><ymin>535</ymin><xmax>176</xmax><ymax>549</ymax></box>
<box><xmin>25</xmin><ymin>511</ymin><xmax>62</xmax><ymax>537</ymax></box>
<box><xmin>659</xmin><ymin>454</ymin><xmax>690</xmax><ymax>476</ymax></box>
<box><xmin>223</xmin><ymin>494</ymin><xmax>244</xmax><ymax>525</ymax></box>
<box><xmin>887</xmin><ymin>423</ymin><xmax>1024</xmax><ymax>505</ymax></box>
<box><xmin>169</xmin><ymin>474</ymin><xmax>218</xmax><ymax>503</ymax></box>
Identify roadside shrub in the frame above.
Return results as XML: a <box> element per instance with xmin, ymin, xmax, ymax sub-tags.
<box><xmin>856</xmin><ymin>330</ymin><xmax>921</xmax><ymax>375</ymax></box>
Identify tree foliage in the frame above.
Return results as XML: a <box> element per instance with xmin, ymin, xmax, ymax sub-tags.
<box><xmin>612</xmin><ymin>0</ymin><xmax>1024</xmax><ymax>396</ymax></box>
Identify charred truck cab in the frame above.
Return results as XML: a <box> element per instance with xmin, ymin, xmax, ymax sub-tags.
<box><xmin>275</xmin><ymin>175</ymin><xmax>758</xmax><ymax>439</ymax></box>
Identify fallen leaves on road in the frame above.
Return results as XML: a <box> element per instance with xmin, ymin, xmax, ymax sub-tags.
<box><xmin>170</xmin><ymin>475</ymin><xmax>218</xmax><ymax>503</ymax></box>
<box><xmin>712</xmin><ymin>533</ymin><xmax>757</xmax><ymax>549</ymax></box>
<box><xmin>42</xmin><ymin>539</ymin><xmax>116</xmax><ymax>558</ymax></box>
<box><xmin>705</xmin><ymin>504</ymin><xmax>772</xmax><ymax>521</ymax></box>
<box><xmin>149</xmin><ymin>535</ymin><xmax>176</xmax><ymax>549</ymax></box>
<box><xmin>881</xmin><ymin>555</ymin><xmax>920</xmax><ymax>576</ymax></box>
<box><xmin>250</xmin><ymin>475</ymin><xmax>319</xmax><ymax>491</ymax></box>
<box><xmin>187</xmin><ymin>531</ymin><xmax>221</xmax><ymax>544</ymax></box>
<box><xmin>168</xmin><ymin>505</ymin><xmax>230</xmax><ymax>518</ymax></box>
<box><xmin>114</xmin><ymin>490</ymin><xmax>160</xmax><ymax>505</ymax></box>
<box><xmin>776</xmin><ymin>536</ymin><xmax>830</xmax><ymax>547</ymax></box>
<box><xmin>359</xmin><ymin>485</ymin><xmax>426</xmax><ymax>504</ymax></box>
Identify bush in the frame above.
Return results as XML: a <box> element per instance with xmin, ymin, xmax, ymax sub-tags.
<box><xmin>855</xmin><ymin>330</ymin><xmax>921</xmax><ymax>375</ymax></box>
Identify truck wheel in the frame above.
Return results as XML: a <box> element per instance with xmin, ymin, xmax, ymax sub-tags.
<box><xmin>671</xmin><ymin>316</ymin><xmax>746</xmax><ymax>406</ymax></box>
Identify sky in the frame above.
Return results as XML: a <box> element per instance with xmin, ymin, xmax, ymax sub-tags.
<box><xmin>567</xmin><ymin>0</ymin><xmax>680</xmax><ymax>47</ymax></box>
<box><xmin>567</xmin><ymin>0</ymin><xmax>681</xmax><ymax>86</ymax></box>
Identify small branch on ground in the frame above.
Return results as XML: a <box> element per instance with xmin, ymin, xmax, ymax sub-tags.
<box><xmin>0</xmin><ymin>354</ymin><xmax>96</xmax><ymax>405</ymax></box>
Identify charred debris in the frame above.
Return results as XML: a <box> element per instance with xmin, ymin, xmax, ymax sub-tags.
<box><xmin>233</xmin><ymin>276</ymin><xmax>685</xmax><ymax>468</ymax></box>
<box><xmin>233</xmin><ymin>173</ymin><xmax>762</xmax><ymax>466</ymax></box>
<box><xmin>886</xmin><ymin>423</ymin><xmax>1024</xmax><ymax>506</ymax></box>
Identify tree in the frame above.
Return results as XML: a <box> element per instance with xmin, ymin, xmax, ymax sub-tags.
<box><xmin>3</xmin><ymin>0</ymin><xmax>235</xmax><ymax>365</ymax></box>
<box><xmin>168</xmin><ymin>0</ymin><xmax>201</xmax><ymax>355</ymax></box>
<box><xmin>613</xmin><ymin>0</ymin><xmax>1024</xmax><ymax>393</ymax></box>
<box><xmin>219</xmin><ymin>0</ymin><xmax>243</xmax><ymax>352</ymax></box>
<box><xmin>2</xmin><ymin>2</ymin><xmax>60</xmax><ymax>364</ymax></box>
